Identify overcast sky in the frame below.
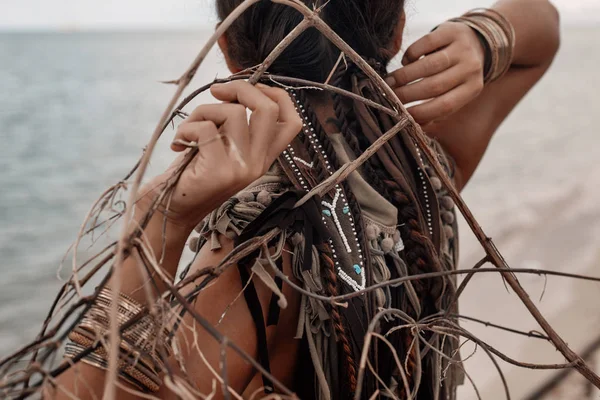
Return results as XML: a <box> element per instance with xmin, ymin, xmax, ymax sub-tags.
<box><xmin>1</xmin><ymin>0</ymin><xmax>599</xmax><ymax>30</ymax></box>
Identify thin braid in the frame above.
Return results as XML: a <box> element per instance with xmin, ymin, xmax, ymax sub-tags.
<box><xmin>330</xmin><ymin>68</ymin><xmax>441</xmax><ymax>313</ymax></box>
<box><xmin>330</xmin><ymin>68</ymin><xmax>446</xmax><ymax>395</ymax></box>
<box><xmin>317</xmin><ymin>243</ymin><xmax>358</xmax><ymax>392</ymax></box>
<box><xmin>295</xmin><ymin>88</ymin><xmax>363</xmax><ymax>393</ymax></box>
<box><xmin>296</xmin><ymin>89</ymin><xmax>370</xmax><ymax>289</ymax></box>
<box><xmin>330</xmin><ymin>62</ymin><xmax>389</xmax><ymax>200</ymax></box>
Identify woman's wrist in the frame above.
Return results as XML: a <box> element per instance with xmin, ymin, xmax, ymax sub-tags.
<box><xmin>134</xmin><ymin>200</ymin><xmax>194</xmax><ymax>241</ymax></box>
<box><xmin>469</xmin><ymin>28</ymin><xmax>492</xmax><ymax>78</ymax></box>
<box><xmin>449</xmin><ymin>8</ymin><xmax>515</xmax><ymax>84</ymax></box>
<box><xmin>112</xmin><ymin>185</ymin><xmax>195</xmax><ymax>300</ymax></box>
<box><xmin>136</xmin><ymin>178</ymin><xmax>208</xmax><ymax>235</ymax></box>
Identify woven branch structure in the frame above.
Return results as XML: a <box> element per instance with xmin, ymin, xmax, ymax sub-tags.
<box><xmin>1</xmin><ymin>1</ymin><xmax>599</xmax><ymax>399</ymax></box>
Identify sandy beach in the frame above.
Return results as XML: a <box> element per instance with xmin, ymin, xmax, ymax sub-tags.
<box><xmin>454</xmin><ymin>25</ymin><xmax>600</xmax><ymax>396</ymax></box>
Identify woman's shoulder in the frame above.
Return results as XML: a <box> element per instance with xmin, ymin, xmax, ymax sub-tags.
<box><xmin>189</xmin><ymin>162</ymin><xmax>293</xmax><ymax>253</ymax></box>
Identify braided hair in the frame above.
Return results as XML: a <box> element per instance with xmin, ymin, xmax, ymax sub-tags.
<box><xmin>213</xmin><ymin>0</ymin><xmax>453</xmax><ymax>396</ymax></box>
<box><xmin>330</xmin><ymin>63</ymin><xmax>445</xmax><ymax>396</ymax></box>
<box><xmin>295</xmin><ymin>88</ymin><xmax>374</xmax><ymax>393</ymax></box>
<box><xmin>331</xmin><ymin>65</ymin><xmax>441</xmax><ymax>315</ymax></box>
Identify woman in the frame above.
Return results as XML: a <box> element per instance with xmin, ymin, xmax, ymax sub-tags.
<box><xmin>49</xmin><ymin>0</ymin><xmax>560</xmax><ymax>399</ymax></box>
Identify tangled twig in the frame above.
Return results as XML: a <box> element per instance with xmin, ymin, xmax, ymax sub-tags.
<box><xmin>1</xmin><ymin>0</ymin><xmax>598</xmax><ymax>399</ymax></box>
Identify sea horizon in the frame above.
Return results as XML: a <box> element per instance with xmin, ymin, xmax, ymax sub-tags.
<box><xmin>1</xmin><ymin>23</ymin><xmax>599</xmax><ymax>400</ymax></box>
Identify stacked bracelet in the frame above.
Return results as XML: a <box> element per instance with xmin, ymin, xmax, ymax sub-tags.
<box><xmin>65</xmin><ymin>342</ymin><xmax>161</xmax><ymax>392</ymax></box>
<box><xmin>64</xmin><ymin>287</ymin><xmax>172</xmax><ymax>393</ymax></box>
<box><xmin>450</xmin><ymin>8</ymin><xmax>515</xmax><ymax>84</ymax></box>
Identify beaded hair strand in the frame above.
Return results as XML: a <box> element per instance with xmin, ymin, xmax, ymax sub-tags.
<box><xmin>329</xmin><ymin>65</ymin><xmax>449</xmax><ymax>395</ymax></box>
<box><xmin>330</xmin><ymin>66</ymin><xmax>442</xmax><ymax>313</ymax></box>
<box><xmin>294</xmin><ymin>87</ymin><xmax>376</xmax><ymax>393</ymax></box>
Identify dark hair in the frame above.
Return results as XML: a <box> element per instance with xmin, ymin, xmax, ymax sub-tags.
<box><xmin>216</xmin><ymin>0</ymin><xmax>445</xmax><ymax>396</ymax></box>
<box><xmin>216</xmin><ymin>0</ymin><xmax>404</xmax><ymax>81</ymax></box>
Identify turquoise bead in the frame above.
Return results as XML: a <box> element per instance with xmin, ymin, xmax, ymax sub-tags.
<box><xmin>322</xmin><ymin>209</ymin><xmax>332</xmax><ymax>217</ymax></box>
<box><xmin>353</xmin><ymin>264</ymin><xmax>361</xmax><ymax>274</ymax></box>
<box><xmin>342</xmin><ymin>206</ymin><xmax>350</xmax><ymax>214</ymax></box>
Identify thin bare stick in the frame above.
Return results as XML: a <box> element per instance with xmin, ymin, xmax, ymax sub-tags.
<box><xmin>5</xmin><ymin>1</ymin><xmax>599</xmax><ymax>398</ymax></box>
<box><xmin>324</xmin><ymin>52</ymin><xmax>345</xmax><ymax>86</ymax></box>
<box><xmin>248</xmin><ymin>18</ymin><xmax>313</xmax><ymax>85</ymax></box>
<box><xmin>370</xmin><ymin>333</ymin><xmax>413</xmax><ymax>399</ymax></box>
<box><xmin>450</xmin><ymin>256</ymin><xmax>490</xmax><ymax>310</ymax></box>
<box><xmin>262</xmin><ymin>264</ymin><xmax>600</xmax><ymax>305</ymax></box>
<box><xmin>453</xmin><ymin>314</ymin><xmax>550</xmax><ymax>341</ymax></box>
<box><xmin>171</xmin><ymin>74</ymin><xmax>397</xmax><ymax>126</ymax></box>
<box><xmin>71</xmin><ymin>185</ymin><xmax>121</xmax><ymax>297</ymax></box>
<box><xmin>104</xmin><ymin>3</ymin><xmax>264</xmax><ymax>397</ymax></box>
<box><xmin>296</xmin><ymin>118</ymin><xmax>409</xmax><ymax>206</ymax></box>
<box><xmin>430</xmin><ymin>322</ymin><xmax>577</xmax><ymax>370</ymax></box>
<box><xmin>219</xmin><ymin>339</ymin><xmax>231</xmax><ymax>400</ymax></box>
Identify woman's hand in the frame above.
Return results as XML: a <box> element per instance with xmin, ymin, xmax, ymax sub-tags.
<box><xmin>385</xmin><ymin>22</ymin><xmax>486</xmax><ymax>125</ymax></box>
<box><xmin>141</xmin><ymin>81</ymin><xmax>302</xmax><ymax>230</ymax></box>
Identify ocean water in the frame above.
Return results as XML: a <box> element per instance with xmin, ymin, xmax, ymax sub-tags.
<box><xmin>1</xmin><ymin>27</ymin><xmax>599</xmax><ymax>398</ymax></box>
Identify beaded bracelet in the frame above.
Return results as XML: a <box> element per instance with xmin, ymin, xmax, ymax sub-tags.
<box><xmin>79</xmin><ymin>312</ymin><xmax>170</xmax><ymax>357</ymax></box>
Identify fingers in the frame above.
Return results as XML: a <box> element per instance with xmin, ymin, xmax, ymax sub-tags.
<box><xmin>394</xmin><ymin>65</ymin><xmax>466</xmax><ymax>104</ymax></box>
<box><xmin>199</xmin><ymin>131</ymin><xmax>231</xmax><ymax>172</ymax></box>
<box><xmin>187</xmin><ymin>102</ymin><xmax>246</xmax><ymax>127</ymax></box>
<box><xmin>392</xmin><ymin>22</ymin><xmax>485</xmax><ymax>122</ymax></box>
<box><xmin>256</xmin><ymin>84</ymin><xmax>298</xmax><ymax>123</ymax></box>
<box><xmin>172</xmin><ymin>121</ymin><xmax>220</xmax><ymax>152</ymax></box>
<box><xmin>211</xmin><ymin>81</ymin><xmax>281</xmax><ymax>157</ymax></box>
<box><xmin>407</xmin><ymin>81</ymin><xmax>482</xmax><ymax>124</ymax></box>
<box><xmin>210</xmin><ymin>80</ymin><xmax>277</xmax><ymax>113</ymax></box>
<box><xmin>186</xmin><ymin>103</ymin><xmax>250</xmax><ymax>155</ymax></box>
<box><xmin>387</xmin><ymin>49</ymin><xmax>454</xmax><ymax>87</ymax></box>
<box><xmin>402</xmin><ymin>26</ymin><xmax>454</xmax><ymax>65</ymax></box>
<box><xmin>180</xmin><ymin>81</ymin><xmax>301</xmax><ymax>179</ymax></box>
<box><xmin>172</xmin><ymin>120</ymin><xmax>229</xmax><ymax>174</ymax></box>
<box><xmin>254</xmin><ymin>84</ymin><xmax>302</xmax><ymax>161</ymax></box>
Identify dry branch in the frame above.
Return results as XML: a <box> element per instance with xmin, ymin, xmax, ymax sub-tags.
<box><xmin>1</xmin><ymin>1</ymin><xmax>598</xmax><ymax>399</ymax></box>
<box><xmin>270</xmin><ymin>0</ymin><xmax>600</xmax><ymax>389</ymax></box>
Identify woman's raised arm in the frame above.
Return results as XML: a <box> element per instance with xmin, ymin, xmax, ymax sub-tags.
<box><xmin>387</xmin><ymin>0</ymin><xmax>560</xmax><ymax>189</ymax></box>
<box><xmin>47</xmin><ymin>81</ymin><xmax>301</xmax><ymax>399</ymax></box>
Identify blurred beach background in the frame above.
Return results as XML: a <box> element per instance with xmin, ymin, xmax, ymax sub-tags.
<box><xmin>1</xmin><ymin>0</ymin><xmax>600</xmax><ymax>398</ymax></box>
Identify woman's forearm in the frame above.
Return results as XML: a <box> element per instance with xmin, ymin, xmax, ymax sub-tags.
<box><xmin>399</xmin><ymin>0</ymin><xmax>561</xmax><ymax>189</ymax></box>
<box><xmin>48</xmin><ymin>81</ymin><xmax>302</xmax><ymax>400</ymax></box>
<box><xmin>48</xmin><ymin>202</ymin><xmax>199</xmax><ymax>400</ymax></box>
<box><xmin>110</xmin><ymin>199</ymin><xmax>199</xmax><ymax>304</ymax></box>
<box><xmin>493</xmin><ymin>0</ymin><xmax>560</xmax><ymax>68</ymax></box>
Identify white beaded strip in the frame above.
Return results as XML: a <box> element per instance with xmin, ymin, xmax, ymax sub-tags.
<box><xmin>338</xmin><ymin>266</ymin><xmax>366</xmax><ymax>291</ymax></box>
<box><xmin>289</xmin><ymin>91</ymin><xmax>331</xmax><ymax>171</ymax></box>
<box><xmin>395</xmin><ymin>236</ymin><xmax>405</xmax><ymax>252</ymax></box>
<box><xmin>321</xmin><ymin>189</ymin><xmax>352</xmax><ymax>253</ymax></box>
<box><xmin>283</xmin><ymin>147</ymin><xmax>308</xmax><ymax>191</ymax></box>
<box><xmin>288</xmin><ymin>89</ymin><xmax>365</xmax><ymax>292</ymax></box>
<box><xmin>292</xmin><ymin>156</ymin><xmax>314</xmax><ymax>168</ymax></box>
<box><xmin>330</xmin><ymin>239</ymin><xmax>365</xmax><ymax>291</ymax></box>
<box><xmin>415</xmin><ymin>148</ymin><xmax>434</xmax><ymax>236</ymax></box>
